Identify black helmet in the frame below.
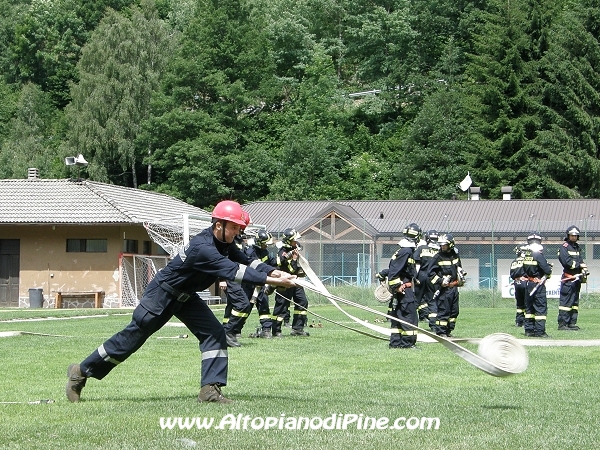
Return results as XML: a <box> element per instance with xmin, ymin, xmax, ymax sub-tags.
<box><xmin>566</xmin><ymin>225</ymin><xmax>580</xmax><ymax>238</ymax></box>
<box><xmin>527</xmin><ymin>232</ymin><xmax>542</xmax><ymax>245</ymax></box>
<box><xmin>256</xmin><ymin>230</ymin><xmax>273</xmax><ymax>246</ymax></box>
<box><xmin>282</xmin><ymin>228</ymin><xmax>301</xmax><ymax>245</ymax></box>
<box><xmin>425</xmin><ymin>230</ymin><xmax>439</xmax><ymax>243</ymax></box>
<box><xmin>402</xmin><ymin>223</ymin><xmax>422</xmax><ymax>243</ymax></box>
<box><xmin>438</xmin><ymin>233</ymin><xmax>455</xmax><ymax>250</ymax></box>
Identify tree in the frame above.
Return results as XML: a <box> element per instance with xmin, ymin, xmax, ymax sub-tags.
<box><xmin>389</xmin><ymin>86</ymin><xmax>479</xmax><ymax>199</ymax></box>
<box><xmin>529</xmin><ymin>1</ymin><xmax>600</xmax><ymax>197</ymax></box>
<box><xmin>462</xmin><ymin>0</ymin><xmax>567</xmax><ymax>198</ymax></box>
<box><xmin>7</xmin><ymin>0</ymin><xmax>135</xmax><ymax>108</ymax></box>
<box><xmin>0</xmin><ymin>83</ymin><xmax>60</xmax><ymax>179</ymax></box>
<box><xmin>63</xmin><ymin>1</ymin><xmax>175</xmax><ymax>187</ymax></box>
<box><xmin>266</xmin><ymin>45</ymin><xmax>353</xmax><ymax>200</ymax></box>
<box><xmin>143</xmin><ymin>0</ymin><xmax>280</xmax><ymax>206</ymax></box>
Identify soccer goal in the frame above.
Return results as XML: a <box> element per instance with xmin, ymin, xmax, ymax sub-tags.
<box><xmin>144</xmin><ymin>213</ymin><xmax>266</xmax><ymax>258</ymax></box>
<box><xmin>127</xmin><ymin>213</ymin><xmax>265</xmax><ymax>307</ymax></box>
<box><xmin>144</xmin><ymin>213</ymin><xmax>214</xmax><ymax>258</ymax></box>
<box><xmin>120</xmin><ymin>254</ymin><xmax>169</xmax><ymax>307</ymax></box>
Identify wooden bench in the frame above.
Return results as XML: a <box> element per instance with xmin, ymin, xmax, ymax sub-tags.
<box><xmin>55</xmin><ymin>291</ymin><xmax>105</xmax><ymax>309</ymax></box>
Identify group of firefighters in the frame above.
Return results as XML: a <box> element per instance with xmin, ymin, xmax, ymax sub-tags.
<box><xmin>509</xmin><ymin>225</ymin><xmax>589</xmax><ymax>337</ymax></box>
<box><xmin>373</xmin><ymin>223</ymin><xmax>590</xmax><ymax>348</ymax></box>
<box><xmin>221</xmin><ymin>221</ymin><xmax>467</xmax><ymax>351</ymax></box>
<box><xmin>221</xmin><ymin>226</ymin><xmax>310</xmax><ymax>347</ymax></box>
<box><xmin>225</xmin><ymin>220</ymin><xmax>590</xmax><ymax>349</ymax></box>
<box><xmin>376</xmin><ymin>224</ymin><xmax>466</xmax><ymax>348</ymax></box>
<box><xmin>221</xmin><ymin>219</ymin><xmax>477</xmax><ymax>350</ymax></box>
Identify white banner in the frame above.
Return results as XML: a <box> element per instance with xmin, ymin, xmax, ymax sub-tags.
<box><xmin>501</xmin><ymin>275</ymin><xmax>560</xmax><ymax>298</ymax></box>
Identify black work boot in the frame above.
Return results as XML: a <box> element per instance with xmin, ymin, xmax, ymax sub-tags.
<box><xmin>198</xmin><ymin>384</ymin><xmax>233</xmax><ymax>404</ymax></box>
<box><xmin>66</xmin><ymin>364</ymin><xmax>87</xmax><ymax>402</ymax></box>
<box><xmin>225</xmin><ymin>333</ymin><xmax>241</xmax><ymax>347</ymax></box>
<box><xmin>290</xmin><ymin>329</ymin><xmax>310</xmax><ymax>336</ymax></box>
<box><xmin>260</xmin><ymin>329</ymin><xmax>273</xmax><ymax>339</ymax></box>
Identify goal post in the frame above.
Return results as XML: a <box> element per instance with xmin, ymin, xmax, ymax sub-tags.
<box><xmin>130</xmin><ymin>213</ymin><xmax>266</xmax><ymax>306</ymax></box>
<box><xmin>119</xmin><ymin>254</ymin><xmax>169</xmax><ymax>307</ymax></box>
<box><xmin>144</xmin><ymin>213</ymin><xmax>213</xmax><ymax>258</ymax></box>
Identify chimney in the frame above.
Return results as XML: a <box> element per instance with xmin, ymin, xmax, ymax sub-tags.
<box><xmin>27</xmin><ymin>168</ymin><xmax>40</xmax><ymax>180</ymax></box>
<box><xmin>469</xmin><ymin>186</ymin><xmax>481</xmax><ymax>200</ymax></box>
<box><xmin>501</xmin><ymin>186</ymin><xmax>513</xmax><ymax>200</ymax></box>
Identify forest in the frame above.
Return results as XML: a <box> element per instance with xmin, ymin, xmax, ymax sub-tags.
<box><xmin>0</xmin><ymin>0</ymin><xmax>599</xmax><ymax>208</ymax></box>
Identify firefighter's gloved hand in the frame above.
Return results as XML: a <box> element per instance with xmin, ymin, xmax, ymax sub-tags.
<box><xmin>581</xmin><ymin>264</ymin><xmax>590</xmax><ymax>277</ymax></box>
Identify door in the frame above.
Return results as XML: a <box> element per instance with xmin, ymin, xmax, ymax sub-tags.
<box><xmin>0</xmin><ymin>239</ymin><xmax>20</xmax><ymax>307</ymax></box>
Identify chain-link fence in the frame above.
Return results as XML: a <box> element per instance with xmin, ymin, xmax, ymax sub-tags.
<box><xmin>266</xmin><ymin>218</ymin><xmax>600</xmax><ymax>309</ymax></box>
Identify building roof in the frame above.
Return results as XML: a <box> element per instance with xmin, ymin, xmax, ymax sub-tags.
<box><xmin>243</xmin><ymin>199</ymin><xmax>600</xmax><ymax>238</ymax></box>
<box><xmin>0</xmin><ymin>179</ymin><xmax>209</xmax><ymax>225</ymax></box>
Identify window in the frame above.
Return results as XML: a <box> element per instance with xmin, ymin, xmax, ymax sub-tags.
<box><xmin>66</xmin><ymin>239</ymin><xmax>107</xmax><ymax>253</ymax></box>
<box><xmin>143</xmin><ymin>240</ymin><xmax>152</xmax><ymax>255</ymax></box>
<box><xmin>123</xmin><ymin>239</ymin><xmax>139</xmax><ymax>254</ymax></box>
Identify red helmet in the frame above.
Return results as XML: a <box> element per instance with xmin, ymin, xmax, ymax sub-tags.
<box><xmin>212</xmin><ymin>200</ymin><xmax>246</xmax><ymax>226</ymax></box>
<box><xmin>241</xmin><ymin>210</ymin><xmax>251</xmax><ymax>230</ymax></box>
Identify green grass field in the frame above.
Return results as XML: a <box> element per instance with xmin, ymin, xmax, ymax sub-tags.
<box><xmin>1</xmin><ymin>291</ymin><xmax>599</xmax><ymax>450</ymax></box>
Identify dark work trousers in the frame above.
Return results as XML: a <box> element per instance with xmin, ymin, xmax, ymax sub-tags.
<box><xmin>241</xmin><ymin>285</ymin><xmax>273</xmax><ymax>332</ymax></box>
<box><xmin>389</xmin><ymin>288</ymin><xmax>418</xmax><ymax>348</ymax></box>
<box><xmin>414</xmin><ymin>281</ymin><xmax>431</xmax><ymax>321</ymax></box>
<box><xmin>435</xmin><ymin>287</ymin><xmax>459</xmax><ymax>336</ymax></box>
<box><xmin>558</xmin><ymin>280</ymin><xmax>581</xmax><ymax>327</ymax></box>
<box><xmin>222</xmin><ymin>281</ymin><xmax>252</xmax><ymax>335</ymax></box>
<box><xmin>524</xmin><ymin>281</ymin><xmax>547</xmax><ymax>336</ymax></box>
<box><xmin>272</xmin><ymin>286</ymin><xmax>308</xmax><ymax>333</ymax></box>
<box><xmin>80</xmin><ymin>293</ymin><xmax>228</xmax><ymax>387</ymax></box>
<box><xmin>428</xmin><ymin>291</ymin><xmax>439</xmax><ymax>334</ymax></box>
<box><xmin>514</xmin><ymin>280</ymin><xmax>526</xmax><ymax>326</ymax></box>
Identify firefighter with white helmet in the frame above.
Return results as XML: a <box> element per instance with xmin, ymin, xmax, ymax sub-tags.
<box><xmin>65</xmin><ymin>200</ymin><xmax>296</xmax><ymax>404</ymax></box>
<box><xmin>558</xmin><ymin>225</ymin><xmax>588</xmax><ymax>331</ymax></box>
<box><xmin>522</xmin><ymin>232</ymin><xmax>553</xmax><ymax>337</ymax></box>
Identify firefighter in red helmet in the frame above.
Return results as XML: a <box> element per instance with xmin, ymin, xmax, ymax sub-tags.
<box><xmin>66</xmin><ymin>201</ymin><xmax>296</xmax><ymax>404</ymax></box>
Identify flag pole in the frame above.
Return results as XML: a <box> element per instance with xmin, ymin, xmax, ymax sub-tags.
<box><xmin>467</xmin><ymin>171</ymin><xmax>470</xmax><ymax>200</ymax></box>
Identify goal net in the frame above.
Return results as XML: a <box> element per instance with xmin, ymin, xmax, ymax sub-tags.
<box><xmin>144</xmin><ymin>213</ymin><xmax>213</xmax><ymax>258</ymax></box>
<box><xmin>125</xmin><ymin>213</ymin><xmax>265</xmax><ymax>307</ymax></box>
<box><xmin>120</xmin><ymin>254</ymin><xmax>169</xmax><ymax>307</ymax></box>
<box><xmin>143</xmin><ymin>213</ymin><xmax>266</xmax><ymax>258</ymax></box>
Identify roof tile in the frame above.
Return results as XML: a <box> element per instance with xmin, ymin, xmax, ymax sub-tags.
<box><xmin>0</xmin><ymin>179</ymin><xmax>209</xmax><ymax>224</ymax></box>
